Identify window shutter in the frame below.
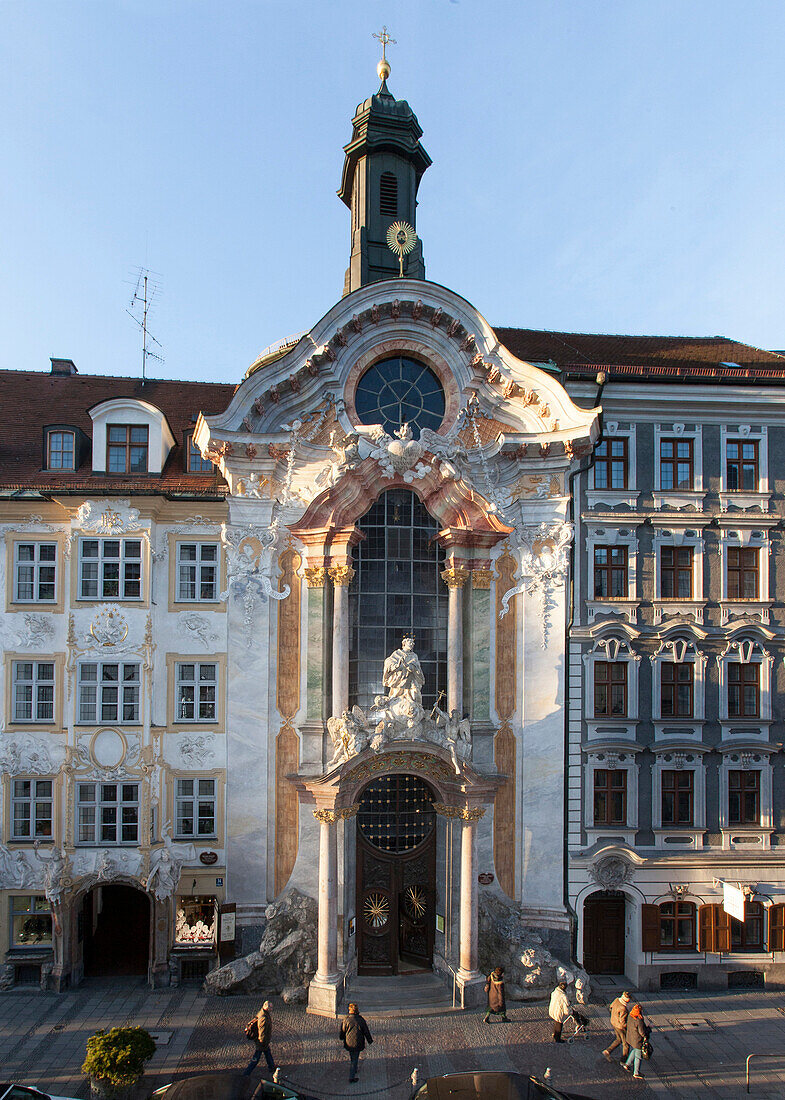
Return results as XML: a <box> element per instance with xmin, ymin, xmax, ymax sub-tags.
<box><xmin>768</xmin><ymin>904</ymin><xmax>785</xmax><ymax>951</ymax></box>
<box><xmin>716</xmin><ymin>906</ymin><xmax>731</xmax><ymax>952</ymax></box>
<box><xmin>699</xmin><ymin>903</ymin><xmax>716</xmax><ymax>951</ymax></box>
<box><xmin>641</xmin><ymin>905</ymin><xmax>660</xmax><ymax>952</ymax></box>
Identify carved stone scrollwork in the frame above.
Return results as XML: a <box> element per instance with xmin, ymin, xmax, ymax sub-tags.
<box><xmin>432</xmin><ymin>802</ymin><xmax>460</xmax><ymax>818</ymax></box>
<box><xmin>499</xmin><ymin>522</ymin><xmax>574</xmax><ymax>649</ymax></box>
<box><xmin>335</xmin><ymin>804</ymin><xmax>361</xmax><ymax>820</ymax></box>
<box><xmin>591</xmin><ymin>856</ymin><xmax>634</xmax><ymax>890</ymax></box>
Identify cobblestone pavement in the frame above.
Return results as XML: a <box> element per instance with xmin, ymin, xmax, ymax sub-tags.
<box><xmin>1</xmin><ymin>982</ymin><xmax>785</xmax><ymax>1099</ymax></box>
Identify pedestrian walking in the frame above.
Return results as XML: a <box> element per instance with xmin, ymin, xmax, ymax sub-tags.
<box><xmin>339</xmin><ymin>1002</ymin><xmax>373</xmax><ymax>1083</ymax></box>
<box><xmin>242</xmin><ymin>1000</ymin><xmax>276</xmax><ymax>1076</ymax></box>
<box><xmin>603</xmin><ymin>990</ymin><xmax>631</xmax><ymax>1061</ymax></box>
<box><xmin>483</xmin><ymin>966</ymin><xmax>510</xmax><ymax>1023</ymax></box>
<box><xmin>622</xmin><ymin>1003</ymin><xmax>651</xmax><ymax>1079</ymax></box>
<box><xmin>548</xmin><ymin>980</ymin><xmax>572</xmax><ymax>1043</ymax></box>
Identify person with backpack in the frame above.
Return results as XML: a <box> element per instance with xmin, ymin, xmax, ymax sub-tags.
<box><xmin>242</xmin><ymin>1000</ymin><xmax>276</xmax><ymax>1075</ymax></box>
<box><xmin>483</xmin><ymin>966</ymin><xmax>510</xmax><ymax>1023</ymax></box>
<box><xmin>622</xmin><ymin>1002</ymin><xmax>652</xmax><ymax>1079</ymax></box>
<box><xmin>339</xmin><ymin>1002</ymin><xmax>373</xmax><ymax>1083</ymax></box>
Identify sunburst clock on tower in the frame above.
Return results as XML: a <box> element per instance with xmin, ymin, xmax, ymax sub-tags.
<box><xmin>387</xmin><ymin>221</ymin><xmax>417</xmax><ymax>277</ymax></box>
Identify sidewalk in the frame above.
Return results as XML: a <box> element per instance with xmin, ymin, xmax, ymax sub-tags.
<box><xmin>1</xmin><ymin>982</ymin><xmax>783</xmax><ymax>1099</ymax></box>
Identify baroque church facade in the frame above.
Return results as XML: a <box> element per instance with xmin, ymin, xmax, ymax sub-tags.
<box><xmin>2</xmin><ymin>56</ymin><xmax>785</xmax><ymax>1003</ymax></box>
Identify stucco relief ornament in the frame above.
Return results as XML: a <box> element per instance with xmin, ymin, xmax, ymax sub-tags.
<box><xmin>367</xmin><ymin>423</ymin><xmax>431</xmax><ymax>482</ymax></box>
<box><xmin>87</xmin><ymin>606</ymin><xmax>129</xmax><ymax>647</ymax></box>
<box><xmin>316</xmin><ymin>431</ymin><xmax>362</xmax><ymax>489</ymax></box>
<box><xmin>219</xmin><ymin>523</ymin><xmax>290</xmax><ymax>645</ymax></box>
<box><xmin>591</xmin><ymin>856</ymin><xmax>634</xmax><ymax>890</ymax></box>
<box><xmin>11</xmin><ymin>613</ymin><xmax>56</xmax><ymax>649</ymax></box>
<box><xmin>177</xmin><ymin>612</ymin><xmax>220</xmax><ymax>648</ymax></box>
<box><xmin>499</xmin><ymin>522</ymin><xmax>574</xmax><ymax>648</ymax></box>
<box><xmin>33</xmin><ymin>842</ymin><xmax>72</xmax><ymax>907</ymax></box>
<box><xmin>237</xmin><ymin>472</ymin><xmax>270</xmax><ymax>499</ymax></box>
<box><xmin>179</xmin><ymin>733</ymin><xmax>217</xmax><ymax>767</ymax></box>
<box><xmin>0</xmin><ymin>845</ymin><xmax>36</xmax><ymax>889</ymax></box>
<box><xmin>325</xmin><ymin>636</ymin><xmax>471</xmax><ymax>773</ymax></box>
<box><xmin>0</xmin><ymin>733</ymin><xmax>57</xmax><ymax>776</ymax></box>
<box><xmin>145</xmin><ymin>824</ymin><xmax>196</xmax><ymax>902</ymax></box>
<box><xmin>74</xmin><ymin>499</ymin><xmax>142</xmax><ymax>534</ymax></box>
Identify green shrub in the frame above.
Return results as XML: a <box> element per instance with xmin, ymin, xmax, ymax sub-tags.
<box><xmin>82</xmin><ymin>1027</ymin><xmax>156</xmax><ymax>1088</ymax></box>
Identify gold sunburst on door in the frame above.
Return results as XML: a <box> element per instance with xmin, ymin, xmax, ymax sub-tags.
<box><xmin>364</xmin><ymin>892</ymin><xmax>390</xmax><ymax>929</ymax></box>
<box><xmin>404</xmin><ymin>885</ymin><xmax>426</xmax><ymax>921</ymax></box>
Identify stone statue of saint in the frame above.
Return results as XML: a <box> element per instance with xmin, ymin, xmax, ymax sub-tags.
<box><xmin>382</xmin><ymin>634</ymin><xmax>425</xmax><ymax>707</ymax></box>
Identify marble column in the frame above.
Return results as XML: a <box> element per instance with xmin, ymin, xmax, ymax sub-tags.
<box><xmin>458</xmin><ymin>806</ymin><xmax>485</xmax><ymax>980</ymax></box>
<box><xmin>329</xmin><ymin>563</ymin><xmax>354</xmax><ymax>719</ymax></box>
<box><xmin>314</xmin><ymin>808</ymin><xmax>338</xmax><ymax>984</ymax></box>
<box><xmin>442</xmin><ymin>566</ymin><xmax>469</xmax><ymax>714</ymax></box>
<box><xmin>304</xmin><ymin>567</ymin><xmax>328</xmax><ymax>722</ymax></box>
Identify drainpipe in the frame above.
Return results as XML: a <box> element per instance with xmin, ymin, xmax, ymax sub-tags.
<box><xmin>563</xmin><ymin>371</ymin><xmax>605</xmax><ymax>962</ymax></box>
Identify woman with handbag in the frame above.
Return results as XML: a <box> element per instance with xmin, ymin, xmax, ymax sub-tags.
<box><xmin>622</xmin><ymin>1003</ymin><xmax>651</xmax><ymax>1080</ymax></box>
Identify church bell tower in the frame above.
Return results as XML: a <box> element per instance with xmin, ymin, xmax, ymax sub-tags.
<box><xmin>339</xmin><ymin>34</ymin><xmax>431</xmax><ymax>295</ymax></box>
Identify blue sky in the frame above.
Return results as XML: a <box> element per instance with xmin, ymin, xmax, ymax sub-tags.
<box><xmin>2</xmin><ymin>0</ymin><xmax>784</xmax><ymax>383</ymax></box>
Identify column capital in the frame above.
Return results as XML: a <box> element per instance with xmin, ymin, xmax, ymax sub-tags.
<box><xmin>432</xmin><ymin>802</ymin><xmax>460</xmax><ymax>818</ymax></box>
<box><xmin>459</xmin><ymin>805</ymin><xmax>486</xmax><ymax>822</ymax></box>
<box><xmin>313</xmin><ymin>808</ymin><xmax>338</xmax><ymax>824</ymax></box>
<box><xmin>441</xmin><ymin>566</ymin><xmax>470</xmax><ymax>589</ymax></box>
<box><xmin>471</xmin><ymin>569</ymin><xmax>493</xmax><ymax>590</ymax></box>
<box><xmin>304</xmin><ymin>566</ymin><xmax>329</xmax><ymax>588</ymax></box>
<box><xmin>328</xmin><ymin>563</ymin><xmax>355</xmax><ymax>587</ymax></box>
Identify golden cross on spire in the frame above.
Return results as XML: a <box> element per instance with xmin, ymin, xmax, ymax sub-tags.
<box><xmin>372</xmin><ymin>25</ymin><xmax>396</xmax><ymax>63</ymax></box>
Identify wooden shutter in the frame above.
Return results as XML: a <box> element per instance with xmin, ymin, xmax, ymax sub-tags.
<box><xmin>641</xmin><ymin>904</ymin><xmax>660</xmax><ymax>952</ymax></box>
<box><xmin>699</xmin><ymin>903</ymin><xmax>730</xmax><ymax>952</ymax></box>
<box><xmin>768</xmin><ymin>904</ymin><xmax>785</xmax><ymax>951</ymax></box>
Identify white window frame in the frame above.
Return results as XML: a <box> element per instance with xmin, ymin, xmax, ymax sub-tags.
<box><xmin>76</xmin><ymin>781</ymin><xmax>140</xmax><ymax>845</ymax></box>
<box><xmin>585</xmin><ymin>523</ymin><xmax>640</xmax><ymax>624</ymax></box>
<box><xmin>175</xmin><ymin>662</ymin><xmax>218</xmax><ymax>723</ymax></box>
<box><xmin>174</xmin><ymin>777</ymin><xmax>217</xmax><ymax>839</ymax></box>
<box><xmin>583</xmin><ymin>637</ymin><xmax>640</xmax><ymax>737</ymax></box>
<box><xmin>652</xmin><ymin>523</ymin><xmax>707</xmax><ymax>625</ymax></box>
<box><xmin>587</xmin><ymin>422</ymin><xmax>638</xmax><ymax>509</ymax></box>
<box><xmin>651</xmin><ymin>638</ymin><xmax>707</xmax><ymax>741</ymax></box>
<box><xmin>720</xmin><ymin>424</ymin><xmax>770</xmax><ymax>511</ymax></box>
<box><xmin>176</xmin><ymin>542</ymin><xmax>219</xmax><ymax>603</ymax></box>
<box><xmin>653</xmin><ymin>423</ymin><xmax>704</xmax><ymax>511</ymax></box>
<box><xmin>78</xmin><ymin>538</ymin><xmax>143</xmax><ymax>601</ymax></box>
<box><xmin>13</xmin><ymin>541</ymin><xmax>57</xmax><ymax>604</ymax></box>
<box><xmin>46</xmin><ymin>429</ymin><xmax>76</xmax><ymax>471</ymax></box>
<box><xmin>717</xmin><ymin>639</ymin><xmax>773</xmax><ymax>733</ymax></box>
<box><xmin>719</xmin><ymin>526</ymin><xmax>772</xmax><ymax>625</ymax></box>
<box><xmin>12</xmin><ymin>660</ymin><xmax>55</xmax><ymax>724</ymax></box>
<box><xmin>11</xmin><ymin>777</ymin><xmax>54</xmax><ymax>840</ymax></box>
<box><xmin>718</xmin><ymin>752</ymin><xmax>774</xmax><ymax>850</ymax></box>
<box><xmin>77</xmin><ymin>662</ymin><xmax>141</xmax><ymax>725</ymax></box>
<box><xmin>651</xmin><ymin>751</ymin><xmax>707</xmax><ymax>849</ymax></box>
<box><xmin>583</xmin><ymin>751</ymin><xmax>639</xmax><ymax>846</ymax></box>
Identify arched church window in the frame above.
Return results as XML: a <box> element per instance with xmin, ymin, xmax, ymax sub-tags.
<box><xmin>354</xmin><ymin>357</ymin><xmax>445</xmax><ymax>439</ymax></box>
<box><xmin>379</xmin><ymin>172</ymin><xmax>398</xmax><ymax>217</ymax></box>
<box><xmin>349</xmin><ymin>488</ymin><xmax>447</xmax><ymax>712</ymax></box>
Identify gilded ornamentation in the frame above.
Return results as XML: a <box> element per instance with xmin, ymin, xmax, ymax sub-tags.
<box><xmin>441</xmin><ymin>567</ymin><xmax>469</xmax><ymax>589</ymax></box>
<box><xmin>335</xmin><ymin>804</ymin><xmax>361</xmax><ymax>820</ymax></box>
<box><xmin>432</xmin><ymin>802</ymin><xmax>460</xmax><ymax>817</ymax></box>
<box><xmin>328</xmin><ymin>563</ymin><xmax>355</xmax><ymax>587</ymax></box>
<box><xmin>471</xmin><ymin>569</ymin><xmax>493</xmax><ymax>590</ymax></box>
<box><xmin>344</xmin><ymin>751</ymin><xmax>455</xmax><ymax>787</ymax></box>
<box><xmin>304</xmin><ymin>566</ymin><xmax>328</xmax><ymax>588</ymax></box>
<box><xmin>459</xmin><ymin>806</ymin><xmax>486</xmax><ymax>822</ymax></box>
<box><xmin>89</xmin><ymin>606</ymin><xmax>129</xmax><ymax>647</ymax></box>
<box><xmin>313</xmin><ymin>808</ymin><xmax>339</xmax><ymax>824</ymax></box>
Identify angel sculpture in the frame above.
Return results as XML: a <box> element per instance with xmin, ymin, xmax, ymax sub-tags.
<box><xmin>431</xmin><ymin>701</ymin><xmax>472</xmax><ymax>775</ymax></box>
<box><xmin>326</xmin><ymin>706</ymin><xmax>369</xmax><ymax>767</ymax></box>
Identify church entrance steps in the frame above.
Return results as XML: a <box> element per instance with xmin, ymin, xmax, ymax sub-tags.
<box><xmin>346</xmin><ymin>972</ymin><xmax>459</xmax><ymax>1017</ymax></box>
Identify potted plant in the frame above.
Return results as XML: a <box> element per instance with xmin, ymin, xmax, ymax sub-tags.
<box><xmin>83</xmin><ymin>1026</ymin><xmax>156</xmax><ymax>1100</ymax></box>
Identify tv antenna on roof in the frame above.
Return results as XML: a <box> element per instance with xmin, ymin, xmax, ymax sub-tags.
<box><xmin>126</xmin><ymin>267</ymin><xmax>164</xmax><ymax>381</ymax></box>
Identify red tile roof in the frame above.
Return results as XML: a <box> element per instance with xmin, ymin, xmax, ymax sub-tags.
<box><xmin>0</xmin><ymin>370</ymin><xmax>236</xmax><ymax>495</ymax></box>
<box><xmin>494</xmin><ymin>328</ymin><xmax>785</xmax><ymax>380</ymax></box>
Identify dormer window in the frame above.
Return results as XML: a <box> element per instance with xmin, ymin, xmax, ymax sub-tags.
<box><xmin>186</xmin><ymin>432</ymin><xmax>214</xmax><ymax>474</ymax></box>
<box><xmin>47</xmin><ymin>430</ymin><xmax>75</xmax><ymax>470</ymax></box>
<box><xmin>107</xmin><ymin>424</ymin><xmax>148</xmax><ymax>474</ymax></box>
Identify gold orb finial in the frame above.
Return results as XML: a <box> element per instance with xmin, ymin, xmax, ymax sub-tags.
<box><xmin>373</xmin><ymin>26</ymin><xmax>396</xmax><ymax>82</ymax></box>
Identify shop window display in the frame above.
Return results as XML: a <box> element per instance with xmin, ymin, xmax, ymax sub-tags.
<box><xmin>175</xmin><ymin>896</ymin><xmax>217</xmax><ymax>944</ymax></box>
<box><xmin>11</xmin><ymin>895</ymin><xmax>52</xmax><ymax>947</ymax></box>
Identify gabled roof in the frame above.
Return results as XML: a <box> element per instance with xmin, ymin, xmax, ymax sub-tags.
<box><xmin>495</xmin><ymin>328</ymin><xmax>785</xmax><ymax>381</ymax></box>
<box><xmin>0</xmin><ymin>370</ymin><xmax>236</xmax><ymax>495</ymax></box>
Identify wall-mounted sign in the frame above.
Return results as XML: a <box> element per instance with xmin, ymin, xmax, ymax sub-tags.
<box><xmin>723</xmin><ymin>881</ymin><xmax>746</xmax><ymax>922</ymax></box>
<box><xmin>220</xmin><ymin>910</ymin><xmax>236</xmax><ymax>941</ymax></box>
<box><xmin>200</xmin><ymin>851</ymin><xmax>218</xmax><ymax>865</ymax></box>
<box><xmin>348</xmin><ymin>917</ymin><xmax>356</xmax><ymax>937</ymax></box>
<box><xmin>478</xmin><ymin>873</ymin><xmax>494</xmax><ymax>885</ymax></box>
<box><xmin>215</xmin><ymin>877</ymin><xmax>224</xmax><ymax>887</ymax></box>
<box><xmin>435</xmin><ymin>914</ymin><xmax>445</xmax><ymax>934</ymax></box>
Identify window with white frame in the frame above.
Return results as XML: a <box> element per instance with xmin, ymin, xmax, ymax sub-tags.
<box><xmin>588</xmin><ymin>424</ymin><xmax>637</xmax><ymax>504</ymax></box>
<box><xmin>46</xmin><ymin>430</ymin><xmax>76</xmax><ymax>471</ymax></box>
<box><xmin>717</xmin><ymin>640</ymin><xmax>772</xmax><ymax>725</ymax></box>
<box><xmin>651</xmin><ymin>639</ymin><xmax>706</xmax><ymax>725</ymax></box>
<box><xmin>718</xmin><ymin>753</ymin><xmax>774</xmax><ymax>840</ymax></box>
<box><xmin>176</xmin><ymin>543</ymin><xmax>219</xmax><ymax>602</ymax></box>
<box><xmin>584</xmin><ymin>752</ymin><xmax>638</xmax><ymax>837</ymax></box>
<box><xmin>720</xmin><ymin>425</ymin><xmax>768</xmax><ymax>497</ymax></box>
<box><xmin>584</xmin><ymin>638</ymin><xmax>640</xmax><ymax>725</ymax></box>
<box><xmin>11</xmin><ymin>778</ymin><xmax>53</xmax><ymax>839</ymax></box>
<box><xmin>653</xmin><ymin>424</ymin><xmax>703</xmax><ymax>497</ymax></box>
<box><xmin>720</xmin><ymin>530</ymin><xmax>771</xmax><ymax>623</ymax></box>
<box><xmin>13</xmin><ymin>542</ymin><xmax>57</xmax><ymax>603</ymax></box>
<box><xmin>651</xmin><ymin>752</ymin><xmax>707</xmax><ymax>835</ymax></box>
<box><xmin>585</xmin><ymin>526</ymin><xmax>639</xmax><ymax>622</ymax></box>
<box><xmin>78</xmin><ymin>538</ymin><xmax>142</xmax><ymax>600</ymax></box>
<box><xmin>77</xmin><ymin>782</ymin><xmax>139</xmax><ymax>844</ymax></box>
<box><xmin>10</xmin><ymin>895</ymin><xmax>52</xmax><ymax>947</ymax></box>
<box><xmin>77</xmin><ymin>662</ymin><xmax>140</xmax><ymax>724</ymax></box>
<box><xmin>175</xmin><ymin>777</ymin><xmax>217</xmax><ymax>838</ymax></box>
<box><xmin>652</xmin><ymin>526</ymin><xmax>706</xmax><ymax>623</ymax></box>
<box><xmin>175</xmin><ymin>662</ymin><xmax>217</xmax><ymax>722</ymax></box>
<box><xmin>12</xmin><ymin>661</ymin><xmax>55</xmax><ymax>723</ymax></box>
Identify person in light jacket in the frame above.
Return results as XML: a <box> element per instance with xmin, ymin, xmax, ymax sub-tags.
<box><xmin>548</xmin><ymin>980</ymin><xmax>571</xmax><ymax>1042</ymax></box>
<box><xmin>622</xmin><ymin>1003</ymin><xmax>651</xmax><ymax>1079</ymax></box>
<box><xmin>339</xmin><ymin>1002</ymin><xmax>373</xmax><ymax>1083</ymax></box>
<box><xmin>603</xmin><ymin>990</ymin><xmax>631</xmax><ymax>1061</ymax></box>
<box><xmin>483</xmin><ymin>966</ymin><xmax>509</xmax><ymax>1023</ymax></box>
<box><xmin>242</xmin><ymin>1000</ymin><xmax>276</xmax><ymax>1075</ymax></box>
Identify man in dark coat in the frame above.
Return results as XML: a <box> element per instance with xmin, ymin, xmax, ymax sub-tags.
<box><xmin>483</xmin><ymin>966</ymin><xmax>509</xmax><ymax>1023</ymax></box>
<box><xmin>243</xmin><ymin>1000</ymin><xmax>276</xmax><ymax>1075</ymax></box>
<box><xmin>339</xmin><ymin>1002</ymin><xmax>373</xmax><ymax>1083</ymax></box>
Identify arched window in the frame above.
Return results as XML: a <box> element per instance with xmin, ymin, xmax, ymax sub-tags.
<box><xmin>349</xmin><ymin>489</ymin><xmax>447</xmax><ymax>712</ymax></box>
<box><xmin>380</xmin><ymin>172</ymin><xmax>398</xmax><ymax>217</ymax></box>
